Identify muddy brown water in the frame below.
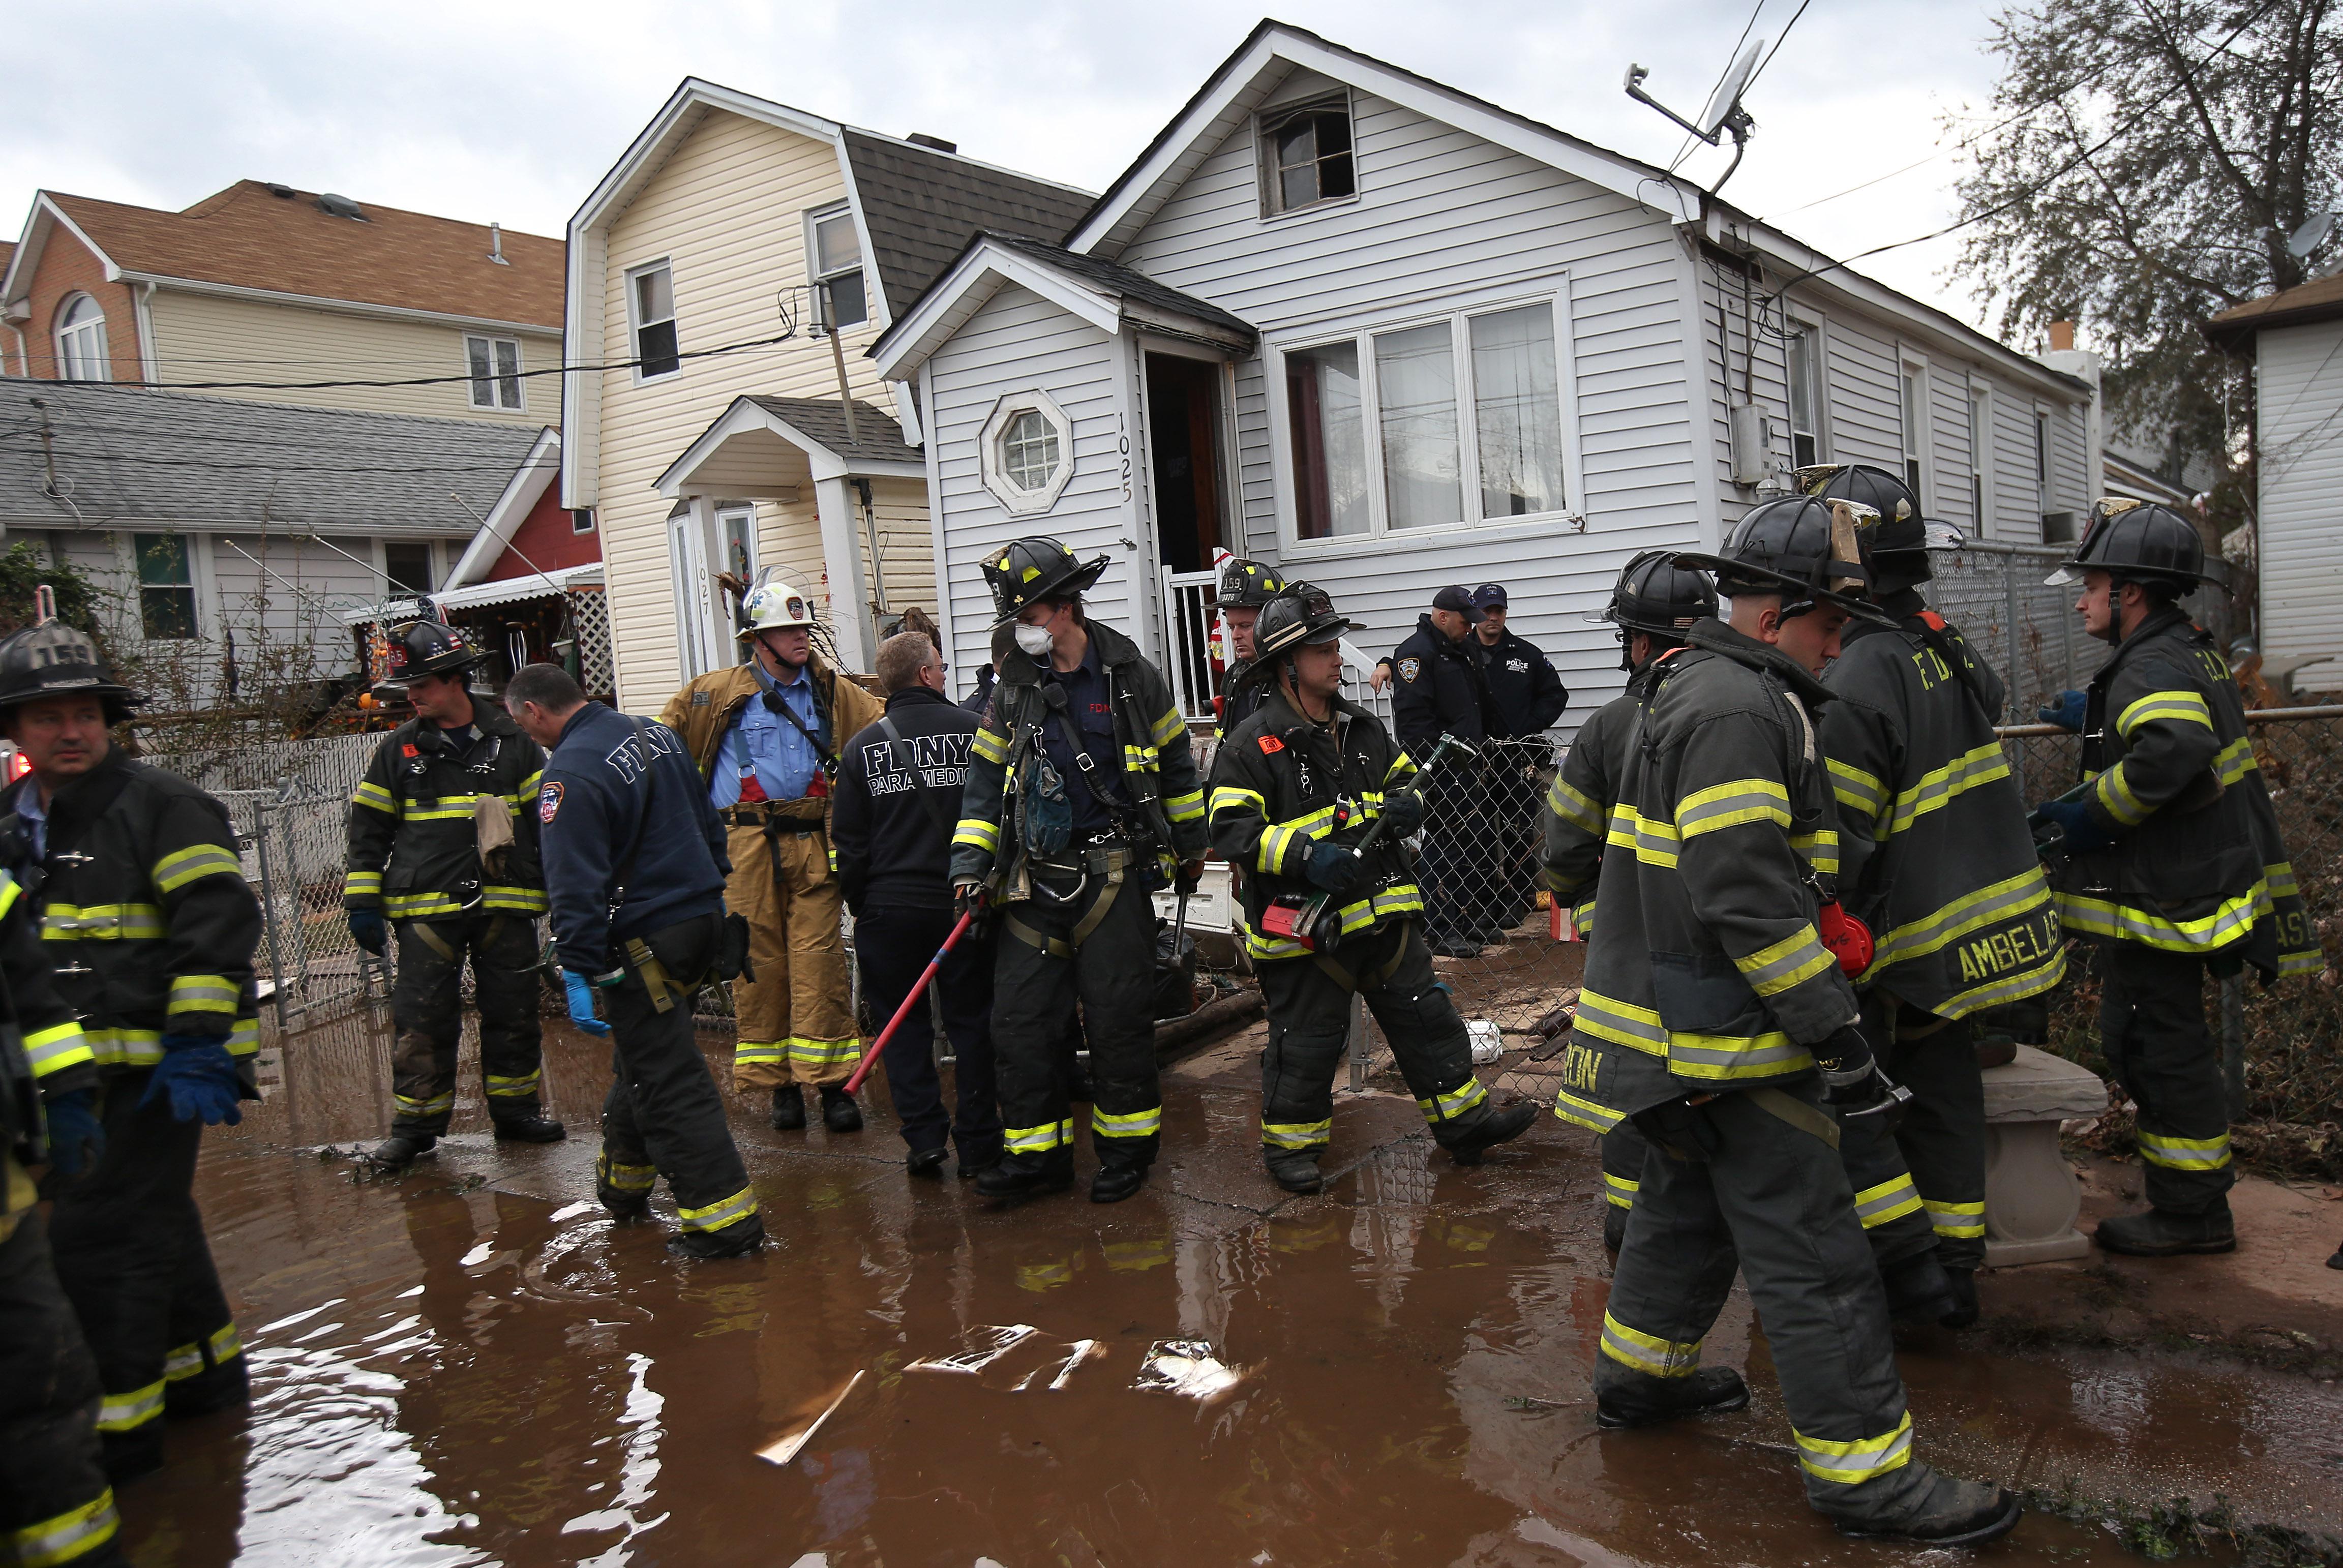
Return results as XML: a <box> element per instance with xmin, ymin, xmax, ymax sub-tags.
<box><xmin>112</xmin><ymin>1008</ymin><xmax>2343</xmax><ymax>1566</ymax></box>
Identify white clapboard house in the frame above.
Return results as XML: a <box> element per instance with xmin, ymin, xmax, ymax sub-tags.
<box><xmin>871</xmin><ymin>22</ymin><xmax>2101</xmax><ymax>730</ymax></box>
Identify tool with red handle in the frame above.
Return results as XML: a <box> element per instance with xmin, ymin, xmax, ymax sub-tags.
<box><xmin>843</xmin><ymin>911</ymin><xmax>976</xmax><ymax>1095</ymax></box>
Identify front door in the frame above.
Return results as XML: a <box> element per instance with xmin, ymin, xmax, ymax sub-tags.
<box><xmin>1144</xmin><ymin>353</ymin><xmax>1227</xmax><ymax>572</ymax></box>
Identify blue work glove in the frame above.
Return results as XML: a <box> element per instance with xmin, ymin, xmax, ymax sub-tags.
<box><xmin>140</xmin><ymin>1036</ymin><xmax>244</xmax><ymax>1126</ymax></box>
<box><xmin>2033</xmin><ymin>798</ymin><xmax>2114</xmax><ymax>855</ymax></box>
<box><xmin>2037</xmin><ymin>690</ymin><xmax>2088</xmax><ymax>732</ymax></box>
<box><xmin>42</xmin><ymin>1087</ymin><xmax>103</xmax><ymax>1177</ymax></box>
<box><xmin>1378</xmin><ymin>789</ymin><xmax>1426</xmax><ymax>836</ymax></box>
<box><xmin>563</xmin><ymin>970</ymin><xmax>612</xmax><ymax>1036</ymax></box>
<box><xmin>347</xmin><ymin>907</ymin><xmax>387</xmax><ymax>956</ymax></box>
<box><xmin>1303</xmin><ymin>840</ymin><xmax>1368</xmax><ymax>896</ymax></box>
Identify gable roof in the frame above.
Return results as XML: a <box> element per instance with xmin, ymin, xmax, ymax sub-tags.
<box><xmin>0</xmin><ymin>380</ymin><xmax>544</xmax><ymax>533</ymax></box>
<box><xmin>1066</xmin><ymin>19</ymin><xmax>1700</xmax><ymax>258</ymax></box>
<box><xmin>839</xmin><ymin>131</ymin><xmax>1097</xmax><ymax>316</ymax></box>
<box><xmin>2204</xmin><ymin>272</ymin><xmax>2343</xmax><ymax>349</ymax></box>
<box><xmin>4</xmin><ymin>183</ymin><xmax>562</xmax><ymax>329</ymax></box>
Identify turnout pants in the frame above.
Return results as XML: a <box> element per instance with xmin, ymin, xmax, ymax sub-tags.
<box><xmin>1600</xmin><ymin>1122</ymin><xmax>1648</xmax><ymax>1222</ymax></box>
<box><xmin>1836</xmin><ymin>995</ymin><xmax>1988</xmax><ymax>1271</ymax></box>
<box><xmin>1</xmin><ymin>1208</ymin><xmax>121</xmax><ymax>1568</ymax></box>
<box><xmin>1601</xmin><ymin>1084</ymin><xmax>1924</xmax><ymax>1523</ymax></box>
<box><xmin>389</xmin><ymin>912</ymin><xmax>547</xmax><ymax>1133</ymax></box>
<box><xmin>854</xmin><ymin>907</ymin><xmax>1003</xmax><ymax>1166</ymax></box>
<box><xmin>1255</xmin><ymin>921</ymin><xmax>1494</xmax><ymax>1171</ymax></box>
<box><xmin>2097</xmin><ymin>940</ymin><xmax>2235</xmax><ymax>1216</ymax></box>
<box><xmin>48</xmin><ymin>1071</ymin><xmax>246</xmax><ymax>1482</ymax></box>
<box><xmin>993</xmin><ymin>861</ymin><xmax>1161</xmax><ymax>1169</ymax></box>
<box><xmin>725</xmin><ymin>819</ymin><xmax>857</xmax><ymax>1092</ymax></box>
<box><xmin>595</xmin><ymin>913</ymin><xmax>761</xmax><ymax>1245</ymax></box>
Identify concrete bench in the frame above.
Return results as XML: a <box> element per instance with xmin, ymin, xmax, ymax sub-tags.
<box><xmin>1981</xmin><ymin>1044</ymin><xmax>2111</xmax><ymax>1266</ymax></box>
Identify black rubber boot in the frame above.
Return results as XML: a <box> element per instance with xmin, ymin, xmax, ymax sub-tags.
<box><xmin>1444</xmin><ymin>1100</ymin><xmax>1536</xmax><ymax>1166</ymax></box>
<box><xmin>1090</xmin><ymin>1162</ymin><xmax>1149</xmax><ymax>1204</ymax></box>
<box><xmin>956</xmin><ymin>1142</ymin><xmax>1004</xmax><ymax>1179</ymax></box>
<box><xmin>1595</xmin><ymin>1366</ymin><xmax>1750</xmax><ymax>1430</ymax></box>
<box><xmin>667</xmin><ymin>1215</ymin><xmax>767</xmax><ymax>1260</ymax></box>
<box><xmin>1830</xmin><ymin>1468</ymin><xmax>2022</xmax><ymax>1547</ymax></box>
<box><xmin>2095</xmin><ymin>1204</ymin><xmax>2237</xmax><ymax>1256</ymax></box>
<box><xmin>1938</xmin><ymin>1267</ymin><xmax>1980</xmax><ymax>1329</ymax></box>
<box><xmin>819</xmin><ymin>1085</ymin><xmax>863</xmax><ymax>1133</ymax></box>
<box><xmin>493</xmin><ymin>1114</ymin><xmax>566</xmax><ymax>1144</ymax></box>
<box><xmin>975</xmin><ymin>1149</ymin><xmax>1075</xmax><ymax>1200</ymax></box>
<box><xmin>906</xmin><ymin>1147</ymin><xmax>949</xmax><ymax>1180</ymax></box>
<box><xmin>769</xmin><ymin>1085</ymin><xmax>805</xmax><ymax>1131</ymax></box>
<box><xmin>1603</xmin><ymin>1201</ymin><xmax>1628</xmax><ymax>1255</ymax></box>
<box><xmin>1880</xmin><ymin>1249</ymin><xmax>1959</xmax><ymax>1325</ymax></box>
<box><xmin>364</xmin><ymin>1129</ymin><xmax>437</xmax><ymax>1171</ymax></box>
<box><xmin>1266</xmin><ymin>1153</ymin><xmax>1324</xmax><ymax>1195</ymax></box>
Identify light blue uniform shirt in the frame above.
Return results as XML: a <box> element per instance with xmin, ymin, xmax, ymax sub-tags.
<box><xmin>709</xmin><ymin>659</ymin><xmax>822</xmax><ymax>806</ymax></box>
<box><xmin>15</xmin><ymin>786</ymin><xmax>46</xmax><ymax>860</ymax></box>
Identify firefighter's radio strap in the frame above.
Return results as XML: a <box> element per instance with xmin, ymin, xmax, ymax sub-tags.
<box><xmin>624</xmin><ymin>936</ymin><xmax>687</xmax><ymax>1014</ymax></box>
<box><xmin>761</xmin><ymin>675</ymin><xmax>838</xmax><ymax>781</ymax></box>
<box><xmin>1005</xmin><ymin>846</ymin><xmax>1129</xmax><ymax>959</ymax></box>
<box><xmin>1748</xmin><ymin>1085</ymin><xmax>1841</xmax><ymax>1149</ymax></box>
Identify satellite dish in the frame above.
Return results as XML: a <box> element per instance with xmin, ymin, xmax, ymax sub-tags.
<box><xmin>2287</xmin><ymin>211</ymin><xmax>2333</xmax><ymax>259</ymax></box>
<box><xmin>1698</xmin><ymin>38</ymin><xmax>1766</xmax><ymax>137</ymax></box>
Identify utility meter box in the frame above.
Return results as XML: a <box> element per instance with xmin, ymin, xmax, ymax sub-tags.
<box><xmin>1728</xmin><ymin>404</ymin><xmax>1774</xmax><ymax>487</ymax></box>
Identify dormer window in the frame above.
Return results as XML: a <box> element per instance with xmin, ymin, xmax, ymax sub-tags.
<box><xmin>1261</xmin><ymin>97</ymin><xmax>1355</xmax><ymax>216</ymax></box>
<box><xmin>55</xmin><ymin>294</ymin><xmax>108</xmax><ymax>381</ymax></box>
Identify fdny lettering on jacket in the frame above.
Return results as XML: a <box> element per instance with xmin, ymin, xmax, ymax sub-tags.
<box><xmin>859</xmin><ymin>731</ymin><xmax>973</xmax><ymax>798</ymax></box>
<box><xmin>602</xmin><ymin>721</ymin><xmax>687</xmax><ymax>785</ymax></box>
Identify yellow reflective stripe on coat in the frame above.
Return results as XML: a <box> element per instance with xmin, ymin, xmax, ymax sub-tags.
<box><xmin>1674</xmin><ymin>777</ymin><xmax>1790</xmax><ymax>838</ymax></box>
<box><xmin>1150</xmin><ymin>708</ymin><xmax>1184</xmax><ymax>747</ymax></box>
<box><xmin>1573</xmin><ymin>990</ymin><xmax>1666</xmax><ymax>1057</ymax></box>
<box><xmin>1004</xmin><ymin>1119</ymin><xmax>1075</xmax><ymax>1153</ymax></box>
<box><xmin>2091</xmin><ymin>761</ymin><xmax>2152</xmax><ymax>827</ymax></box>
<box><xmin>83</xmin><ymin>1029</ymin><xmax>164</xmax><ymax>1068</ymax></box>
<box><xmin>352</xmin><ymin>780</ymin><xmax>397</xmax><ymax>815</ymax></box>
<box><xmin>1603</xmin><ymin>1171</ymin><xmax>1639</xmax><ymax>1210</ymax></box>
<box><xmin>1210</xmin><ymin>785</ymin><xmax>1265</xmax><ymax>818</ymax></box>
<box><xmin>1881</xmin><ymin>743</ymin><xmax>2010</xmax><ymax>838</ymax></box>
<box><xmin>676</xmin><ymin>1186</ymin><xmax>759</xmax><ymax>1232</ymax></box>
<box><xmin>154</xmin><ymin>843</ymin><xmax>243</xmax><ymax>893</ymax></box>
<box><xmin>1552</xmin><ymin>1087</ymin><xmax>1623</xmax><ymax>1133</ymax></box>
<box><xmin>24</xmin><ymin>1020</ymin><xmax>93</xmax><ymax>1077</ymax></box>
<box><xmin>1241</xmin><ymin>924</ymin><xmax>1313</xmax><ymax>962</ymax></box>
<box><xmin>1607</xmin><ymin>804</ymin><xmax>1680</xmax><ymax>867</ymax></box>
<box><xmin>1415</xmin><ymin>1076</ymin><xmax>1488</xmax><ymax>1122</ymax></box>
<box><xmin>1872</xmin><ymin>869</ymin><xmax>2055</xmax><ymax>969</ymax></box>
<box><xmin>382</xmin><ymin>892</ymin><xmax>469</xmax><ymax>919</ymax></box>
<box><xmin>1924</xmin><ymin>1197</ymin><xmax>1986</xmax><ymax>1239</ymax></box>
<box><xmin>1599</xmin><ymin>1311</ymin><xmax>1701</xmax><ymax>1377</ymax></box>
<box><xmin>1795</xmin><ymin>1412</ymin><xmax>1914</xmax><ymax>1485</ymax></box>
<box><xmin>2136</xmin><ymin>1128</ymin><xmax>2231</xmax><ymax>1170</ymax></box>
<box><xmin>12</xmin><ymin>1487</ymin><xmax>118</xmax><ymax>1568</ymax></box>
<box><xmin>971</xmin><ymin>726</ymin><xmax>1009</xmax><ymax>764</ymax></box>
<box><xmin>343</xmin><ymin>869</ymin><xmax>383</xmax><ymax>899</ymax></box>
<box><xmin>2215</xmin><ymin>735</ymin><xmax>2259</xmax><ymax>786</ymax></box>
<box><xmin>41</xmin><ymin>903</ymin><xmax>166</xmax><ymax>941</ymax></box>
<box><xmin>2054</xmin><ymin>883</ymin><xmax>2270</xmax><ymax>953</ymax></box>
<box><xmin>226</xmin><ymin>1018</ymin><xmax>259</xmax><ymax>1058</ymax></box>
<box><xmin>1121</xmin><ymin>743</ymin><xmax>1160</xmax><ymax>773</ymax></box>
<box><xmin>1546</xmin><ymin>773</ymin><xmax>1602</xmax><ymax>835</ymax></box>
<box><xmin>1092</xmin><ymin>1105</ymin><xmax>1162</xmax><ymax>1139</ymax></box>
<box><xmin>1667</xmin><ymin>1029</ymin><xmax>1813</xmax><ymax>1081</ymax></box>
<box><xmin>1734</xmin><ymin>926</ymin><xmax>1835</xmax><ymax>998</ymax></box>
<box><xmin>953</xmin><ymin>817</ymin><xmax>1000</xmax><ymax>852</ymax></box>
<box><xmin>485</xmin><ymin>1071</ymin><xmax>540</xmax><ymax>1098</ymax></box>
<box><xmin>1826</xmin><ymin>757</ymin><xmax>1885</xmax><ymax>820</ymax></box>
<box><xmin>1261</xmin><ymin>1119</ymin><xmax>1331</xmax><ymax>1149</ymax></box>
<box><xmin>481</xmin><ymin>885</ymin><xmax>549</xmax><ymax>913</ymax></box>
<box><xmin>1852</xmin><ymin>1174</ymin><xmax>1923</xmax><ymax>1229</ymax></box>
<box><xmin>1790</xmin><ymin>827</ymin><xmax>1839</xmax><ymax>875</ymax></box>
<box><xmin>97</xmin><ymin>1379</ymin><xmax>165</xmax><ymax>1432</ymax></box>
<box><xmin>1163</xmin><ymin>787</ymin><xmax>1206</xmax><ymax>824</ymax></box>
<box><xmin>167</xmin><ymin>974</ymin><xmax>238</xmax><ymax>1015</ymax></box>
<box><xmin>2116</xmin><ymin>689</ymin><xmax>2214</xmax><ymax>738</ymax></box>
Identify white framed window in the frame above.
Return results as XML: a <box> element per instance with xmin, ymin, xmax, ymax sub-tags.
<box><xmin>979</xmin><ymin>391</ymin><xmax>1074</xmax><ymax>514</ymax></box>
<box><xmin>572</xmin><ymin>507</ymin><xmax>597</xmax><ymax>535</ymax></box>
<box><xmin>1785</xmin><ymin>326</ymin><xmax>1823</xmax><ymax>468</ymax></box>
<box><xmin>1259</xmin><ymin>94</ymin><xmax>1356</xmax><ymax>218</ymax></box>
<box><xmin>1967</xmin><ymin>386</ymin><xmax>1991</xmax><ymax>534</ymax></box>
<box><xmin>627</xmin><ymin>260</ymin><xmax>679</xmax><ymax>381</ymax></box>
<box><xmin>55</xmin><ymin>294</ymin><xmax>108</xmax><ymax>382</ymax></box>
<box><xmin>805</xmin><ymin>205</ymin><xmax>868</xmax><ymax>330</ymax></box>
<box><xmin>1900</xmin><ymin>362</ymin><xmax>1928</xmax><ymax>505</ymax></box>
<box><xmin>134</xmin><ymin>532</ymin><xmax>196</xmax><ymax>639</ymax></box>
<box><xmin>465</xmin><ymin>335</ymin><xmax>524</xmax><ymax>410</ymax></box>
<box><xmin>2034</xmin><ymin>408</ymin><xmax>2051</xmax><ymax>514</ymax></box>
<box><xmin>1274</xmin><ymin>292</ymin><xmax>1575</xmax><ymax>551</ymax></box>
<box><xmin>383</xmin><ymin>541</ymin><xmax>435</xmax><ymax>595</ymax></box>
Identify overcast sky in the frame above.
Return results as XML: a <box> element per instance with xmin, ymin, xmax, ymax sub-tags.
<box><xmin>4</xmin><ymin>0</ymin><xmax>2028</xmax><ymax>340</ymax></box>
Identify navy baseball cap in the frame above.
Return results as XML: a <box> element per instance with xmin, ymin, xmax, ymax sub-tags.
<box><xmin>1470</xmin><ymin>583</ymin><xmax>1508</xmax><ymax>611</ymax></box>
<box><xmin>1431</xmin><ymin>585</ymin><xmax>1482</xmax><ymax>621</ymax></box>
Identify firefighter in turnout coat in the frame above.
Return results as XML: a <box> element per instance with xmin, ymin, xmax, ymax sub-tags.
<box><xmin>346</xmin><ymin>622</ymin><xmax>562</xmax><ymax>1169</ymax></box>
<box><xmin>1805</xmin><ymin>464</ymin><xmax>2065</xmax><ymax>1328</ymax></box>
<box><xmin>1541</xmin><ymin>550</ymin><xmax>1717</xmax><ymax>1252</ymax></box>
<box><xmin>950</xmin><ymin>538</ymin><xmax>1210</xmax><ymax>1206</ymax></box>
<box><xmin>2036</xmin><ymin>500</ymin><xmax>2318</xmax><ymax>1257</ymax></box>
<box><xmin>659</xmin><ymin>573</ymin><xmax>883</xmax><ymax>1133</ymax></box>
<box><xmin>1212</xmin><ymin>584</ymin><xmax>1535</xmax><ymax>1193</ymax></box>
<box><xmin>1580</xmin><ymin>499</ymin><xmax>2020</xmax><ymax>1545</ymax></box>
<box><xmin>0</xmin><ymin>622</ymin><xmax>261</xmax><ymax>1484</ymax></box>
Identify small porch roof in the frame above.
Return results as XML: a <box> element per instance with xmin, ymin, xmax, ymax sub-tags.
<box><xmin>655</xmin><ymin>395</ymin><xmax>925</xmax><ymax>499</ymax></box>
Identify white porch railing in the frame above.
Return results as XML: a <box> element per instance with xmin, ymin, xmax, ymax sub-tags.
<box><xmin>1160</xmin><ymin>565</ymin><xmax>1221</xmax><ymax>727</ymax></box>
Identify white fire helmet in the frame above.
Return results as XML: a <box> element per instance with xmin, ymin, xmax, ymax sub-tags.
<box><xmin>737</xmin><ymin>568</ymin><xmax>818</xmax><ymax>639</ymax></box>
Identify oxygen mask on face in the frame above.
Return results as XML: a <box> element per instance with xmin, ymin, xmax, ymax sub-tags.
<box><xmin>1015</xmin><ymin>623</ymin><xmax>1055</xmax><ymax>658</ymax></box>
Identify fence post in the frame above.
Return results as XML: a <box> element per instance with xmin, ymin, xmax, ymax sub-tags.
<box><xmin>252</xmin><ymin>797</ymin><xmax>294</xmax><ymax>1032</ymax></box>
<box><xmin>2003</xmin><ymin>552</ymin><xmax>2028</xmax><ymax>799</ymax></box>
<box><xmin>1346</xmin><ymin>991</ymin><xmax>1369</xmax><ymax>1093</ymax></box>
<box><xmin>2219</xmin><ymin>973</ymin><xmax>2247</xmax><ymax>1122</ymax></box>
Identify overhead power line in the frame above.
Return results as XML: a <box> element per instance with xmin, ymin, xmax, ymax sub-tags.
<box><xmin>36</xmin><ymin>329</ymin><xmax>805</xmax><ymax>395</ymax></box>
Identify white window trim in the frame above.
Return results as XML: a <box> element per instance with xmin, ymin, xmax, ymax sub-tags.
<box><xmin>1266</xmin><ymin>286</ymin><xmax>1583</xmax><ymax>560</ymax></box>
<box><xmin>1967</xmin><ymin>381</ymin><xmax>1993</xmax><ymax>538</ymax></box>
<box><xmin>979</xmin><ymin>390</ymin><xmax>1075</xmax><ymax>515</ymax></box>
<box><xmin>1254</xmin><ymin>87</ymin><xmax>1361</xmax><ymax>224</ymax></box>
<box><xmin>123</xmin><ymin>529</ymin><xmax>204</xmax><ymax>643</ymax></box>
<box><xmin>2033</xmin><ymin>403</ymin><xmax>2054</xmax><ymax>514</ymax></box>
<box><xmin>463</xmin><ymin>333</ymin><xmax>526</xmax><ymax>412</ymax></box>
<box><xmin>803</xmin><ymin>203</ymin><xmax>869</xmax><ymax>331</ymax></box>
<box><xmin>625</xmin><ymin>258</ymin><xmax>679</xmax><ymax>385</ymax></box>
<box><xmin>55</xmin><ymin>292</ymin><xmax>109</xmax><ymax>382</ymax></box>
<box><xmin>1899</xmin><ymin>351</ymin><xmax>1932</xmax><ymax>516</ymax></box>
<box><xmin>1783</xmin><ymin>315</ymin><xmax>1828</xmax><ymax>470</ymax></box>
<box><xmin>376</xmin><ymin>537</ymin><xmax>440</xmax><ymax>598</ymax></box>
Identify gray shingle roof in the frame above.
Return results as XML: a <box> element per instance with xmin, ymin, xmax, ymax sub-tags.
<box><xmin>979</xmin><ymin>232</ymin><xmax>1256</xmax><ymax>342</ymax></box>
<box><xmin>0</xmin><ymin>379</ymin><xmax>542</xmax><ymax>533</ymax></box>
<box><xmin>741</xmin><ymin>396</ymin><xmax>921</xmax><ymax>465</ymax></box>
<box><xmin>840</xmin><ymin>130</ymin><xmax>1095</xmax><ymax>316</ymax></box>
